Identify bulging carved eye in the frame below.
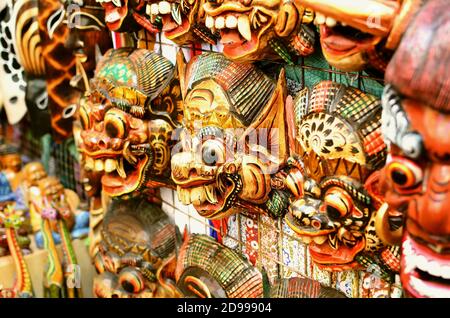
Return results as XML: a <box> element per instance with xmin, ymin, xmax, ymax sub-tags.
<box><xmin>324</xmin><ymin>187</ymin><xmax>353</xmax><ymax>219</ymax></box>
<box><xmin>201</xmin><ymin>139</ymin><xmax>225</xmax><ymax>166</ymax></box>
<box><xmin>386</xmin><ymin>155</ymin><xmax>423</xmax><ymax>189</ymax></box>
<box><xmin>118</xmin><ymin>267</ymin><xmax>145</xmax><ymax>294</ymax></box>
<box><xmin>79</xmin><ymin>105</ymin><xmax>91</xmax><ymax>130</ymax></box>
<box><xmin>104</xmin><ymin>110</ymin><xmax>127</xmax><ymax>139</ymax></box>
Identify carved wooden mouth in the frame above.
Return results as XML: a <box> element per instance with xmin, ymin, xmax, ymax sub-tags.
<box><xmin>144</xmin><ymin>1</ymin><xmax>191</xmax><ymax>37</ymax></box>
<box><xmin>97</xmin><ymin>0</ymin><xmax>128</xmax><ymax>31</ymax></box>
<box><xmin>203</xmin><ymin>3</ymin><xmax>271</xmax><ymax>59</ymax></box>
<box><xmin>401</xmin><ymin>233</ymin><xmax>450</xmax><ymax>298</ymax></box>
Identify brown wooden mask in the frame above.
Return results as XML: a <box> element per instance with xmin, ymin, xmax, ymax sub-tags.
<box><xmin>284</xmin><ymin>81</ymin><xmax>396</xmax><ymax>274</ymax></box>
<box><xmin>79</xmin><ymin>48</ymin><xmax>183</xmax><ymax>198</ymax></box>
<box><xmin>296</xmin><ymin>0</ymin><xmax>423</xmax><ymax>72</ymax></box>
<box><xmin>378</xmin><ymin>0</ymin><xmax>450</xmax><ymax>298</ymax></box>
<box><xmin>171</xmin><ymin>52</ymin><xmax>291</xmax><ymax>219</ymax></box>
<box><xmin>93</xmin><ymin>197</ymin><xmax>181</xmax><ymax>298</ymax></box>
<box><xmin>64</xmin><ymin>0</ymin><xmax>113</xmax><ymax>92</ymax></box>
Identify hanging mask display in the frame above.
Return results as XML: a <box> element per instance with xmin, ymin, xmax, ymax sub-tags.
<box><xmin>284</xmin><ymin>81</ymin><xmax>398</xmax><ymax>277</ymax></box>
<box><xmin>93</xmin><ymin>196</ymin><xmax>181</xmax><ymax>298</ymax></box>
<box><xmin>172</xmin><ymin>52</ymin><xmax>292</xmax><ymax>219</ymax></box>
<box><xmin>201</xmin><ymin>0</ymin><xmax>315</xmax><ymax>62</ymax></box>
<box><xmin>79</xmin><ymin>48</ymin><xmax>183</xmax><ymax>198</ymax></box>
<box><xmin>377</xmin><ymin>0</ymin><xmax>450</xmax><ymax>298</ymax></box>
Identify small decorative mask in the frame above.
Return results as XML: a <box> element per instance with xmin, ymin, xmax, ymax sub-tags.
<box><xmin>96</xmin><ymin>0</ymin><xmax>146</xmax><ymax>32</ymax></box>
<box><xmin>171</xmin><ymin>52</ymin><xmax>292</xmax><ymax>219</ymax></box>
<box><xmin>377</xmin><ymin>0</ymin><xmax>450</xmax><ymax>298</ymax></box>
<box><xmin>285</xmin><ymin>81</ymin><xmax>397</xmax><ymax>274</ymax></box>
<box><xmin>79</xmin><ymin>48</ymin><xmax>183</xmax><ymax>198</ymax></box>
<box><xmin>202</xmin><ymin>0</ymin><xmax>315</xmax><ymax>62</ymax></box>
<box><xmin>93</xmin><ymin>197</ymin><xmax>181</xmax><ymax>298</ymax></box>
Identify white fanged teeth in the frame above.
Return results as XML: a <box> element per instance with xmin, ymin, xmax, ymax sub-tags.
<box><xmin>177</xmin><ymin>186</ymin><xmax>192</xmax><ymax>205</ymax></box>
<box><xmin>117</xmin><ymin>158</ymin><xmax>127</xmax><ymax>179</ymax></box>
<box><xmin>410</xmin><ymin>276</ymin><xmax>450</xmax><ymax>298</ymax></box>
<box><xmin>105</xmin><ymin>159</ymin><xmax>117</xmax><ymax>173</ymax></box>
<box><xmin>325</xmin><ymin>17</ymin><xmax>337</xmax><ymax>27</ymax></box>
<box><xmin>95</xmin><ymin>159</ymin><xmax>104</xmax><ymax>172</ymax></box>
<box><xmin>85</xmin><ymin>157</ymin><xmax>94</xmax><ymax>171</ymax></box>
<box><xmin>105</xmin><ymin>10</ymin><xmax>121</xmax><ymax>23</ymax></box>
<box><xmin>151</xmin><ymin>3</ymin><xmax>159</xmax><ymax>15</ymax></box>
<box><xmin>237</xmin><ymin>15</ymin><xmax>251</xmax><ymax>41</ymax></box>
<box><xmin>146</xmin><ymin>4</ymin><xmax>151</xmax><ymax>15</ymax></box>
<box><xmin>158</xmin><ymin>1</ymin><xmax>171</xmax><ymax>15</ymax></box>
<box><xmin>190</xmin><ymin>187</ymin><xmax>206</xmax><ymax>206</ymax></box>
<box><xmin>225</xmin><ymin>15</ymin><xmax>238</xmax><ymax>29</ymax></box>
<box><xmin>301</xmin><ymin>236</ymin><xmax>312</xmax><ymax>244</ymax></box>
<box><xmin>215</xmin><ymin>16</ymin><xmax>225</xmax><ymax>29</ymax></box>
<box><xmin>204</xmin><ymin>184</ymin><xmax>218</xmax><ymax>204</ymax></box>
<box><xmin>314</xmin><ymin>13</ymin><xmax>326</xmax><ymax>25</ymax></box>
<box><xmin>205</xmin><ymin>16</ymin><xmax>214</xmax><ymax>29</ymax></box>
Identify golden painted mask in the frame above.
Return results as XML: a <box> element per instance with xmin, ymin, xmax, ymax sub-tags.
<box><xmin>171</xmin><ymin>52</ymin><xmax>291</xmax><ymax>219</ymax></box>
<box><xmin>79</xmin><ymin>48</ymin><xmax>183</xmax><ymax>198</ymax></box>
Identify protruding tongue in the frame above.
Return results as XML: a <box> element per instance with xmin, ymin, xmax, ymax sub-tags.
<box><xmin>220</xmin><ymin>30</ymin><xmax>245</xmax><ymax>47</ymax></box>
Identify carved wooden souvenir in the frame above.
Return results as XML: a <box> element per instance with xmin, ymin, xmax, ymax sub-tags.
<box><xmin>175</xmin><ymin>234</ymin><xmax>263</xmax><ymax>298</ymax></box>
<box><xmin>36</xmin><ymin>176</ymin><xmax>84</xmax><ymax>298</ymax></box>
<box><xmin>93</xmin><ymin>196</ymin><xmax>181</xmax><ymax>298</ymax></box>
<box><xmin>0</xmin><ymin>0</ymin><xmax>28</xmax><ymax>125</ymax></box>
<box><xmin>171</xmin><ymin>52</ymin><xmax>292</xmax><ymax>219</ymax></box>
<box><xmin>97</xmin><ymin>0</ymin><xmax>145</xmax><ymax>33</ymax></box>
<box><xmin>64</xmin><ymin>0</ymin><xmax>113</xmax><ymax>92</ymax></box>
<box><xmin>79</xmin><ymin>48</ymin><xmax>182</xmax><ymax>198</ymax></box>
<box><xmin>284</xmin><ymin>81</ymin><xmax>398</xmax><ymax>277</ymax></box>
<box><xmin>296</xmin><ymin>0</ymin><xmax>423</xmax><ymax>72</ymax></box>
<box><xmin>202</xmin><ymin>0</ymin><xmax>315</xmax><ymax>62</ymax></box>
<box><xmin>38</xmin><ymin>0</ymin><xmax>81</xmax><ymax>141</ymax></box>
<box><xmin>0</xmin><ymin>206</ymin><xmax>33</xmax><ymax>298</ymax></box>
<box><xmin>377</xmin><ymin>0</ymin><xmax>450</xmax><ymax>298</ymax></box>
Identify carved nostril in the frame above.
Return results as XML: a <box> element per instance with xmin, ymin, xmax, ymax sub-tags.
<box><xmin>98</xmin><ymin>139</ymin><xmax>108</xmax><ymax>149</ymax></box>
<box><xmin>311</xmin><ymin>219</ymin><xmax>321</xmax><ymax>229</ymax></box>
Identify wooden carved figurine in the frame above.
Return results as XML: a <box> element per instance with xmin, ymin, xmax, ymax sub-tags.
<box><xmin>79</xmin><ymin>48</ymin><xmax>183</xmax><ymax>199</ymax></box>
<box><xmin>93</xmin><ymin>196</ymin><xmax>181</xmax><ymax>298</ymax></box>
<box><xmin>171</xmin><ymin>52</ymin><xmax>292</xmax><ymax>219</ymax></box>
<box><xmin>284</xmin><ymin>81</ymin><xmax>399</xmax><ymax>279</ymax></box>
<box><xmin>377</xmin><ymin>0</ymin><xmax>450</xmax><ymax>298</ymax></box>
<box><xmin>202</xmin><ymin>0</ymin><xmax>315</xmax><ymax>62</ymax></box>
<box><xmin>0</xmin><ymin>206</ymin><xmax>33</xmax><ymax>298</ymax></box>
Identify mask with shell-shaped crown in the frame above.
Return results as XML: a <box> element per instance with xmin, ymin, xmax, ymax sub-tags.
<box><xmin>284</xmin><ymin>81</ymin><xmax>400</xmax><ymax>279</ymax></box>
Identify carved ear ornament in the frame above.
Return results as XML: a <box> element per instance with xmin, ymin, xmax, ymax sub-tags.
<box><xmin>381</xmin><ymin>84</ymin><xmax>424</xmax><ymax>159</ymax></box>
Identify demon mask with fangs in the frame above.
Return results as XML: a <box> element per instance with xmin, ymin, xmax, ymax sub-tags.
<box><xmin>202</xmin><ymin>0</ymin><xmax>316</xmax><ymax>62</ymax></box>
<box><xmin>284</xmin><ymin>81</ymin><xmax>400</xmax><ymax>274</ymax></box>
<box><xmin>143</xmin><ymin>0</ymin><xmax>218</xmax><ymax>45</ymax></box>
<box><xmin>376</xmin><ymin>0</ymin><xmax>450</xmax><ymax>298</ymax></box>
<box><xmin>79</xmin><ymin>48</ymin><xmax>183</xmax><ymax>198</ymax></box>
<box><xmin>171</xmin><ymin>52</ymin><xmax>292</xmax><ymax>219</ymax></box>
<box><xmin>296</xmin><ymin>0</ymin><xmax>424</xmax><ymax>73</ymax></box>
<box><xmin>96</xmin><ymin>0</ymin><xmax>145</xmax><ymax>32</ymax></box>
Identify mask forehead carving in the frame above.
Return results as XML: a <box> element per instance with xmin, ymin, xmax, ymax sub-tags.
<box><xmin>286</xmin><ymin>81</ymin><xmax>392</xmax><ymax>273</ymax></box>
<box><xmin>172</xmin><ymin>52</ymin><xmax>290</xmax><ymax>219</ymax></box>
<box><xmin>378</xmin><ymin>0</ymin><xmax>450</xmax><ymax>298</ymax></box>
<box><xmin>79</xmin><ymin>48</ymin><xmax>182</xmax><ymax>198</ymax></box>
